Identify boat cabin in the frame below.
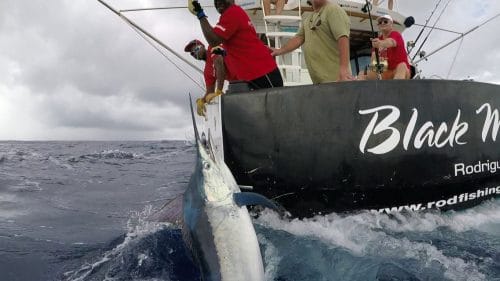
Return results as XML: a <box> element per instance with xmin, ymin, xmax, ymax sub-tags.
<box><xmin>238</xmin><ymin>0</ymin><xmax>412</xmax><ymax>85</ymax></box>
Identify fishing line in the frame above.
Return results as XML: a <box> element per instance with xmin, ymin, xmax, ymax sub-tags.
<box><xmin>415</xmin><ymin>13</ymin><xmax>500</xmax><ymax>64</ymax></box>
<box><xmin>409</xmin><ymin>0</ymin><xmax>444</xmax><ymax>55</ymax></box>
<box><xmin>446</xmin><ymin>37</ymin><xmax>464</xmax><ymax>79</ymax></box>
<box><xmin>412</xmin><ymin>0</ymin><xmax>453</xmax><ymax>61</ymax></box>
<box><xmin>123</xmin><ymin>16</ymin><xmax>206</xmax><ymax>91</ymax></box>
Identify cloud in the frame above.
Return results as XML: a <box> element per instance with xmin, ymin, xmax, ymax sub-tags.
<box><xmin>0</xmin><ymin>0</ymin><xmax>209</xmax><ymax>140</ymax></box>
<box><xmin>0</xmin><ymin>0</ymin><xmax>499</xmax><ymax>140</ymax></box>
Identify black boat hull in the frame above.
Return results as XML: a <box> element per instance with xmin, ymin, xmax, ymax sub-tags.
<box><xmin>222</xmin><ymin>80</ymin><xmax>500</xmax><ymax>217</ymax></box>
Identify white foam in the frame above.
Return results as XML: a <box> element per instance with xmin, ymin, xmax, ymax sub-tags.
<box><xmin>255</xmin><ymin>202</ymin><xmax>500</xmax><ymax>281</ymax></box>
<box><xmin>258</xmin><ymin>233</ymin><xmax>281</xmax><ymax>281</ymax></box>
<box><xmin>64</xmin><ymin>205</ymin><xmax>170</xmax><ymax>281</ymax></box>
<box><xmin>48</xmin><ymin>156</ymin><xmax>74</xmax><ymax>170</ymax></box>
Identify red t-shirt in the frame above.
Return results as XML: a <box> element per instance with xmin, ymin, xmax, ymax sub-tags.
<box><xmin>378</xmin><ymin>31</ymin><xmax>410</xmax><ymax>70</ymax></box>
<box><xmin>203</xmin><ymin>46</ymin><xmax>237</xmax><ymax>89</ymax></box>
<box><xmin>204</xmin><ymin>46</ymin><xmax>216</xmax><ymax>89</ymax></box>
<box><xmin>213</xmin><ymin>5</ymin><xmax>277</xmax><ymax>81</ymax></box>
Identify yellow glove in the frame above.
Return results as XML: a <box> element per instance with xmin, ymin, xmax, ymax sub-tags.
<box><xmin>205</xmin><ymin>89</ymin><xmax>224</xmax><ymax>103</ymax></box>
<box><xmin>188</xmin><ymin>1</ymin><xmax>206</xmax><ymax>19</ymax></box>
<box><xmin>188</xmin><ymin>0</ymin><xmax>196</xmax><ymax>16</ymax></box>
<box><xmin>196</xmin><ymin>98</ymin><xmax>206</xmax><ymax>117</ymax></box>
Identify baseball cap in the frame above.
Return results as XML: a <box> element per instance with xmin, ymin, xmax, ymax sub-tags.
<box><xmin>184</xmin><ymin>39</ymin><xmax>204</xmax><ymax>52</ymax></box>
<box><xmin>377</xmin><ymin>14</ymin><xmax>393</xmax><ymax>23</ymax></box>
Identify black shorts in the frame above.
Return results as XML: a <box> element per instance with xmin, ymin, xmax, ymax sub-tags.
<box><xmin>248</xmin><ymin>67</ymin><xmax>284</xmax><ymax>90</ymax></box>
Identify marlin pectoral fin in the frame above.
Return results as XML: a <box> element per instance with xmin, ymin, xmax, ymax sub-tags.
<box><xmin>233</xmin><ymin>192</ymin><xmax>286</xmax><ymax>216</ymax></box>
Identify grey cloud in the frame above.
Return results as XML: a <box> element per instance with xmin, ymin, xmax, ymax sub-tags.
<box><xmin>0</xmin><ymin>0</ymin><xmax>499</xmax><ymax>140</ymax></box>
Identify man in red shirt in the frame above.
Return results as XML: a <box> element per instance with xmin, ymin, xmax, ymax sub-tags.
<box><xmin>189</xmin><ymin>0</ymin><xmax>283</xmax><ymax>90</ymax></box>
<box><xmin>185</xmin><ymin>39</ymin><xmax>235</xmax><ymax>116</ymax></box>
<box><xmin>358</xmin><ymin>15</ymin><xmax>411</xmax><ymax>80</ymax></box>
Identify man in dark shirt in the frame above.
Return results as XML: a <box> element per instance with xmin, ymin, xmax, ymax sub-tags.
<box><xmin>189</xmin><ymin>0</ymin><xmax>283</xmax><ymax>90</ymax></box>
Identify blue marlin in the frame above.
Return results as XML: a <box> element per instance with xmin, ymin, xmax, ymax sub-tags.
<box><xmin>181</xmin><ymin>141</ymin><xmax>265</xmax><ymax>280</ymax></box>
<box><xmin>151</xmin><ymin>98</ymin><xmax>282</xmax><ymax>280</ymax></box>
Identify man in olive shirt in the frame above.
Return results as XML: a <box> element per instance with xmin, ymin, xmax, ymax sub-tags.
<box><xmin>271</xmin><ymin>0</ymin><xmax>353</xmax><ymax>83</ymax></box>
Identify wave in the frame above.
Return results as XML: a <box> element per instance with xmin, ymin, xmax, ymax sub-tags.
<box><xmin>255</xmin><ymin>200</ymin><xmax>500</xmax><ymax>281</ymax></box>
<box><xmin>69</xmin><ymin>150</ymin><xmax>142</xmax><ymax>162</ymax></box>
<box><xmin>62</xmin><ymin>206</ymin><xmax>199</xmax><ymax>281</ymax></box>
<box><xmin>8</xmin><ymin>180</ymin><xmax>43</xmax><ymax>192</ymax></box>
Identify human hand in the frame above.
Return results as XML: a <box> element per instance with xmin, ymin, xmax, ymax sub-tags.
<box><xmin>371</xmin><ymin>38</ymin><xmax>381</xmax><ymax>49</ymax></box>
<box><xmin>189</xmin><ymin>1</ymin><xmax>206</xmax><ymax>19</ymax></box>
<box><xmin>270</xmin><ymin>47</ymin><xmax>283</xmax><ymax>57</ymax></box>
<box><xmin>196</xmin><ymin>97</ymin><xmax>206</xmax><ymax>117</ymax></box>
<box><xmin>211</xmin><ymin>45</ymin><xmax>226</xmax><ymax>56</ymax></box>
<box><xmin>338</xmin><ymin>67</ymin><xmax>354</xmax><ymax>81</ymax></box>
<box><xmin>205</xmin><ymin>89</ymin><xmax>223</xmax><ymax>103</ymax></box>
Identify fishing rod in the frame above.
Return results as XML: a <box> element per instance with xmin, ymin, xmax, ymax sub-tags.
<box><xmin>120</xmin><ymin>6</ymin><xmax>215</xmax><ymax>13</ymax></box>
<box><xmin>362</xmin><ymin>0</ymin><xmax>383</xmax><ymax>79</ymax></box>
<box><xmin>408</xmin><ymin>0</ymin><xmax>444</xmax><ymax>55</ymax></box>
<box><xmin>412</xmin><ymin>0</ymin><xmax>453</xmax><ymax>61</ymax></box>
<box><xmin>97</xmin><ymin>0</ymin><xmax>203</xmax><ymax>74</ymax></box>
<box><xmin>414</xmin><ymin>13</ymin><xmax>500</xmax><ymax>64</ymax></box>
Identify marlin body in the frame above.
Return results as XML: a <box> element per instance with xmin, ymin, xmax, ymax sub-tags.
<box><xmin>182</xmin><ymin>142</ymin><xmax>266</xmax><ymax>281</ymax></box>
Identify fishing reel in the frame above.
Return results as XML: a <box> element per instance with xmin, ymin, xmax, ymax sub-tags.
<box><xmin>361</xmin><ymin>1</ymin><xmax>372</xmax><ymax>13</ymax></box>
<box><xmin>370</xmin><ymin>57</ymin><xmax>388</xmax><ymax>73</ymax></box>
<box><xmin>419</xmin><ymin>50</ymin><xmax>427</xmax><ymax>60</ymax></box>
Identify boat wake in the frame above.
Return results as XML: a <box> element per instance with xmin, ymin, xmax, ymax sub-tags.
<box><xmin>61</xmin><ymin>200</ymin><xmax>499</xmax><ymax>281</ymax></box>
<box><xmin>255</xmin><ymin>199</ymin><xmax>500</xmax><ymax>281</ymax></box>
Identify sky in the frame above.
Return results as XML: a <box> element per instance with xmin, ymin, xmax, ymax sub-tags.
<box><xmin>0</xmin><ymin>0</ymin><xmax>499</xmax><ymax>141</ymax></box>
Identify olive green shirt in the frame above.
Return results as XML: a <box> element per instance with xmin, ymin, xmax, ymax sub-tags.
<box><xmin>296</xmin><ymin>3</ymin><xmax>351</xmax><ymax>84</ymax></box>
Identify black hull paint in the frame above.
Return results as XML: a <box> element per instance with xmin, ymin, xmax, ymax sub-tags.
<box><xmin>222</xmin><ymin>80</ymin><xmax>500</xmax><ymax>217</ymax></box>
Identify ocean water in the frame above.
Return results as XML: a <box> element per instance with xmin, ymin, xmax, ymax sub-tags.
<box><xmin>0</xmin><ymin>141</ymin><xmax>499</xmax><ymax>281</ymax></box>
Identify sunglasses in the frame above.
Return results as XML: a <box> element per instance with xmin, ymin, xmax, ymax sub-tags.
<box><xmin>190</xmin><ymin>45</ymin><xmax>203</xmax><ymax>57</ymax></box>
<box><xmin>378</xmin><ymin>20</ymin><xmax>390</xmax><ymax>25</ymax></box>
<box><xmin>310</xmin><ymin>19</ymin><xmax>322</xmax><ymax>31</ymax></box>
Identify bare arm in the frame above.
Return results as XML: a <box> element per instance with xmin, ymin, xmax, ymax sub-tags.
<box><xmin>338</xmin><ymin>36</ymin><xmax>353</xmax><ymax>81</ymax></box>
<box><xmin>205</xmin><ymin>84</ymin><xmax>215</xmax><ymax>97</ymax></box>
<box><xmin>199</xmin><ymin>18</ymin><xmax>224</xmax><ymax>46</ymax></box>
<box><xmin>272</xmin><ymin>36</ymin><xmax>304</xmax><ymax>56</ymax></box>
<box><xmin>371</xmin><ymin>37</ymin><xmax>396</xmax><ymax>49</ymax></box>
<box><xmin>213</xmin><ymin>56</ymin><xmax>226</xmax><ymax>91</ymax></box>
<box><xmin>338</xmin><ymin>36</ymin><xmax>350</xmax><ymax>69</ymax></box>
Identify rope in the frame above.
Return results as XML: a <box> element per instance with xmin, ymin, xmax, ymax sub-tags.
<box><xmin>123</xmin><ymin>16</ymin><xmax>206</xmax><ymax>91</ymax></box>
<box><xmin>446</xmin><ymin>37</ymin><xmax>464</xmax><ymax>79</ymax></box>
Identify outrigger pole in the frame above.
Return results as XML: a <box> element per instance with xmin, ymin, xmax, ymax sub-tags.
<box><xmin>97</xmin><ymin>0</ymin><xmax>203</xmax><ymax>74</ymax></box>
<box><xmin>414</xmin><ymin>13</ymin><xmax>500</xmax><ymax>64</ymax></box>
<box><xmin>407</xmin><ymin>0</ymin><xmax>444</xmax><ymax>55</ymax></box>
<box><xmin>120</xmin><ymin>6</ymin><xmax>214</xmax><ymax>13</ymax></box>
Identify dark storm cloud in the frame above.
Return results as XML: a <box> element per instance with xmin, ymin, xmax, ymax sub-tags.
<box><xmin>0</xmin><ymin>0</ymin><xmax>206</xmax><ymax>139</ymax></box>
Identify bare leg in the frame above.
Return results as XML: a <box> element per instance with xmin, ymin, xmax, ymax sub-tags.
<box><xmin>263</xmin><ymin>0</ymin><xmax>271</xmax><ymax>16</ymax></box>
<box><xmin>393</xmin><ymin>63</ymin><xmax>409</xmax><ymax>79</ymax></box>
<box><xmin>357</xmin><ymin>71</ymin><xmax>367</xmax><ymax>80</ymax></box>
<box><xmin>364</xmin><ymin>69</ymin><xmax>379</xmax><ymax>80</ymax></box>
<box><xmin>275</xmin><ymin>0</ymin><xmax>285</xmax><ymax>15</ymax></box>
<box><xmin>388</xmin><ymin>0</ymin><xmax>394</xmax><ymax>10</ymax></box>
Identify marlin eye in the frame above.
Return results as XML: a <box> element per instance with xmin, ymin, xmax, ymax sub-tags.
<box><xmin>203</xmin><ymin>162</ymin><xmax>210</xmax><ymax>170</ymax></box>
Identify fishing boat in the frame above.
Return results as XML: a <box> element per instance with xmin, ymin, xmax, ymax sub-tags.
<box><xmin>99</xmin><ymin>0</ymin><xmax>500</xmax><ymax>217</ymax></box>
